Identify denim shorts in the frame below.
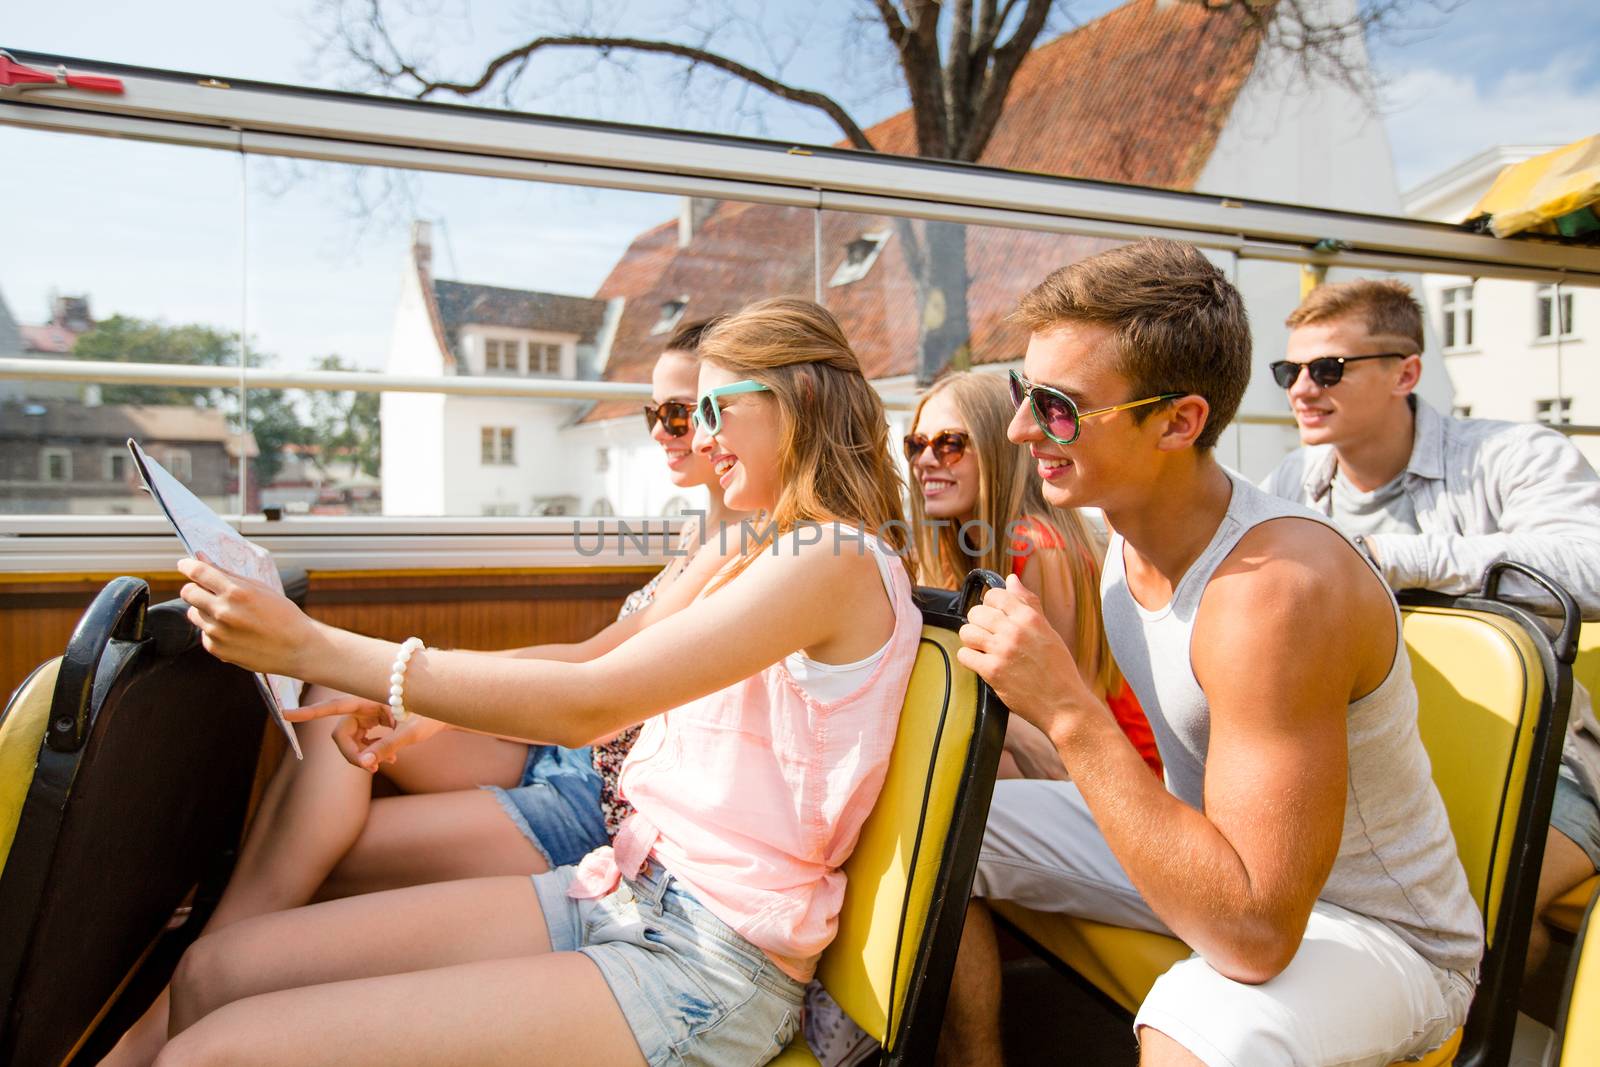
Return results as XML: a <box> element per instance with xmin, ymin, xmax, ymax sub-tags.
<box><xmin>482</xmin><ymin>744</ymin><xmax>610</xmax><ymax>869</ymax></box>
<box><xmin>1551</xmin><ymin>764</ymin><xmax>1600</xmax><ymax>871</ymax></box>
<box><xmin>533</xmin><ymin>859</ymin><xmax>805</xmax><ymax>1067</ymax></box>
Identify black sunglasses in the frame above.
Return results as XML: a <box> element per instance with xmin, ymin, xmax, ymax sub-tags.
<box><xmin>903</xmin><ymin>430</ymin><xmax>971</xmax><ymax>464</ymax></box>
<box><xmin>642</xmin><ymin>400</ymin><xmax>693</xmax><ymax>438</ymax></box>
<box><xmin>1269</xmin><ymin>353</ymin><xmax>1411</xmax><ymax>390</ymax></box>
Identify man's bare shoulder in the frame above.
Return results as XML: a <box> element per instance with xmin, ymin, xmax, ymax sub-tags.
<box><xmin>1201</xmin><ymin>518</ymin><xmax>1385</xmax><ymax>647</ymax></box>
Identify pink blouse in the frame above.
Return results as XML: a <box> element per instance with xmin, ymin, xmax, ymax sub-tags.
<box><xmin>569</xmin><ymin>535</ymin><xmax>922</xmax><ymax>981</ymax></box>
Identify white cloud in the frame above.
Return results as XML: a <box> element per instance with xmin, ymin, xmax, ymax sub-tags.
<box><xmin>1382</xmin><ymin>51</ymin><xmax>1600</xmax><ymax>189</ymax></box>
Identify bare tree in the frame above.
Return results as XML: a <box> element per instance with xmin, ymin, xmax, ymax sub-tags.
<box><xmin>319</xmin><ymin>0</ymin><xmax>1449</xmax><ymax>383</ymax></box>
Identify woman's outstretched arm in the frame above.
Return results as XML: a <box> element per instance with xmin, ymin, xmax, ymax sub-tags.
<box><xmin>179</xmin><ymin>535</ymin><xmax>889</xmax><ymax>748</ymax></box>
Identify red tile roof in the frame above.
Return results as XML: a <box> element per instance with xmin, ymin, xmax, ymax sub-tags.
<box><xmin>586</xmin><ymin>0</ymin><xmax>1264</xmax><ymax>417</ymax></box>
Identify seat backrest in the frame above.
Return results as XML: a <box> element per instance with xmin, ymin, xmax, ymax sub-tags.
<box><xmin>1575</xmin><ymin>621</ymin><xmax>1600</xmax><ymax>702</ymax></box>
<box><xmin>0</xmin><ymin>579</ymin><xmax>269</xmax><ymax>1066</ymax></box>
<box><xmin>1404</xmin><ymin>604</ymin><xmax>1546</xmax><ymax>937</ymax></box>
<box><xmin>814</xmin><ymin>618</ymin><xmax>1006</xmax><ymax>1065</ymax></box>
<box><xmin>0</xmin><ymin>659</ymin><xmax>62</xmax><ymax>867</ymax></box>
<box><xmin>1555</xmin><ymin>891</ymin><xmax>1600</xmax><ymax>1067</ymax></box>
<box><xmin>1402</xmin><ymin>586</ymin><xmax>1573</xmax><ymax>1067</ymax></box>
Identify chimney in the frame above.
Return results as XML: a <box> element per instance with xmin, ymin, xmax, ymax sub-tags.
<box><xmin>52</xmin><ymin>294</ymin><xmax>93</xmax><ymax>333</ymax></box>
<box><xmin>678</xmin><ymin>197</ymin><xmax>716</xmax><ymax>248</ymax></box>
<box><xmin>411</xmin><ymin>220</ymin><xmax>433</xmax><ymax>274</ymax></box>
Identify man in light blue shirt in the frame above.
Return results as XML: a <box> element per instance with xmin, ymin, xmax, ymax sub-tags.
<box><xmin>1263</xmin><ymin>278</ymin><xmax>1600</xmax><ymax>984</ymax></box>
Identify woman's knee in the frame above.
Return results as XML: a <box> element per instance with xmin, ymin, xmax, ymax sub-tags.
<box><xmin>169</xmin><ymin>933</ymin><xmax>243</xmax><ymax>1032</ymax></box>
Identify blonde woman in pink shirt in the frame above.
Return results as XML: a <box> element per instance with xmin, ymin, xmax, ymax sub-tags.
<box><xmin>156</xmin><ymin>298</ymin><xmax>923</xmax><ymax>1067</ymax></box>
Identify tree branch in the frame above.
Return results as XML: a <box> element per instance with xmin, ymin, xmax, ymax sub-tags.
<box><xmin>351</xmin><ymin>2</ymin><xmax>879</xmax><ymax>153</ymax></box>
<box><xmin>953</xmin><ymin>0</ymin><xmax>1051</xmax><ymax>161</ymax></box>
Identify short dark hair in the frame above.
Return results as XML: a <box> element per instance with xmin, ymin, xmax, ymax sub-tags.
<box><xmin>1286</xmin><ymin>279</ymin><xmax>1424</xmax><ymax>352</ymax></box>
<box><xmin>1014</xmin><ymin>238</ymin><xmax>1251</xmax><ymax>451</ymax></box>
<box><xmin>665</xmin><ymin>316</ymin><xmax>726</xmax><ymax>356</ymax></box>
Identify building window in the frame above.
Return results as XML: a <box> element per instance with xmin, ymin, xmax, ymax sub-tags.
<box><xmin>104</xmin><ymin>449</ymin><xmax>130</xmax><ymax>482</ymax></box>
<box><xmin>166</xmin><ymin>449</ymin><xmax>192</xmax><ymax>482</ymax></box>
<box><xmin>1536</xmin><ymin>285</ymin><xmax>1575</xmax><ymax>340</ymax></box>
<box><xmin>651</xmin><ymin>297</ymin><xmax>689</xmax><ymax>336</ymax></box>
<box><xmin>528</xmin><ymin>342</ymin><xmax>562</xmax><ymax>377</ymax></box>
<box><xmin>481</xmin><ymin>502</ymin><xmax>519</xmax><ymax>516</ymax></box>
<box><xmin>1451</xmin><ymin>404</ymin><xmax>1472</xmax><ymax>419</ymax></box>
<box><xmin>484</xmin><ymin>338</ymin><xmax>521</xmax><ymax>374</ymax></box>
<box><xmin>1535</xmin><ymin>398</ymin><xmax>1572</xmax><ymax>426</ymax></box>
<box><xmin>480</xmin><ymin>426</ymin><xmax>515</xmax><ymax>465</ymax></box>
<box><xmin>828</xmin><ymin>231</ymin><xmax>890</xmax><ymax>287</ymax></box>
<box><xmin>1440</xmin><ymin>286</ymin><xmax>1474</xmax><ymax>351</ymax></box>
<box><xmin>41</xmin><ymin>447</ymin><xmax>72</xmax><ymax>482</ymax></box>
<box><xmin>595</xmin><ymin>447</ymin><xmax>611</xmax><ymax>473</ymax></box>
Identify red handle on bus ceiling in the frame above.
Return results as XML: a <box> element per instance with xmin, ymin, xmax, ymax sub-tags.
<box><xmin>0</xmin><ymin>53</ymin><xmax>125</xmax><ymax>94</ymax></box>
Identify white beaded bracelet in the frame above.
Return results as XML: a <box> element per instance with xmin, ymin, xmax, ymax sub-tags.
<box><xmin>388</xmin><ymin>636</ymin><xmax>426</xmax><ymax>724</ymax></box>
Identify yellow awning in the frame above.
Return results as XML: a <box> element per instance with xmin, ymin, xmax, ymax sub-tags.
<box><xmin>1470</xmin><ymin>135</ymin><xmax>1600</xmax><ymax>239</ymax></box>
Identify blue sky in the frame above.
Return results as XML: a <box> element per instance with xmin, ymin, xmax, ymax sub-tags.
<box><xmin>3</xmin><ymin>0</ymin><xmax>1597</xmax><ymax>372</ymax></box>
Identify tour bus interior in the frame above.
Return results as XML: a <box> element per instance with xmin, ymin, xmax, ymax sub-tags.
<box><xmin>2</xmin><ymin>49</ymin><xmax>1598</xmax><ymax>1067</ymax></box>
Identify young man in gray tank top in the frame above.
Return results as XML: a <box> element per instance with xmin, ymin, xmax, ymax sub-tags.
<box><xmin>1262</xmin><ymin>278</ymin><xmax>1600</xmax><ymax>991</ymax></box>
<box><xmin>941</xmin><ymin>240</ymin><xmax>1482</xmax><ymax>1067</ymax></box>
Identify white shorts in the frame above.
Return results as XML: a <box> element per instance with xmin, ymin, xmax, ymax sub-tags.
<box><xmin>973</xmin><ymin>779</ymin><xmax>1475</xmax><ymax>1067</ymax></box>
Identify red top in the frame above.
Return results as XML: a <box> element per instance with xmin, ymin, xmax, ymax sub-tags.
<box><xmin>1008</xmin><ymin>518</ymin><xmax>1163</xmax><ymax>777</ymax></box>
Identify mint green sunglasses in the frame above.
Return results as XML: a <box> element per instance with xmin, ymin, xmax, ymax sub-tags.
<box><xmin>692</xmin><ymin>379</ymin><xmax>771</xmax><ymax>435</ymax></box>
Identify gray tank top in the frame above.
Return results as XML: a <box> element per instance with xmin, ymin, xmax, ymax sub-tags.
<box><xmin>1101</xmin><ymin>471</ymin><xmax>1483</xmax><ymax>975</ymax></box>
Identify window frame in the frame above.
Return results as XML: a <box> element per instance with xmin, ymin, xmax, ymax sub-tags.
<box><xmin>165</xmin><ymin>448</ymin><xmax>193</xmax><ymax>482</ymax></box>
<box><xmin>40</xmin><ymin>447</ymin><xmax>73</xmax><ymax>483</ymax></box>
<box><xmin>1535</xmin><ymin>397</ymin><xmax>1573</xmax><ymax>426</ymax></box>
<box><xmin>828</xmin><ymin>230</ymin><xmax>891</xmax><ymax>287</ymax></box>
<box><xmin>1440</xmin><ymin>284</ymin><xmax>1475</xmax><ymax>352</ymax></box>
<box><xmin>1535</xmin><ymin>284</ymin><xmax>1577</xmax><ymax>341</ymax></box>
<box><xmin>103</xmin><ymin>448</ymin><xmax>130</xmax><ymax>482</ymax></box>
<box><xmin>480</xmin><ymin>425</ymin><xmax>516</xmax><ymax>466</ymax></box>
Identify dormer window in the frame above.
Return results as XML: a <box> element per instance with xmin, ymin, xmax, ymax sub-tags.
<box><xmin>829</xmin><ymin>231</ymin><xmax>890</xmax><ymax>287</ymax></box>
<box><xmin>484</xmin><ymin>338</ymin><xmax>520</xmax><ymax>375</ymax></box>
<box><xmin>652</xmin><ymin>297</ymin><xmax>689</xmax><ymax>336</ymax></box>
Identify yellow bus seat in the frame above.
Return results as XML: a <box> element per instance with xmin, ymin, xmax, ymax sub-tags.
<box><xmin>0</xmin><ymin>659</ymin><xmax>63</xmax><ymax>870</ymax></box>
<box><xmin>1548</xmin><ymin>625</ymin><xmax>1600</xmax><ymax>935</ymax></box>
<box><xmin>774</xmin><ymin>574</ymin><xmax>1010</xmax><ymax>1066</ymax></box>
<box><xmin>0</xmin><ymin>578</ymin><xmax>271</xmax><ymax>1066</ymax></box>
<box><xmin>1555</xmin><ymin>888</ymin><xmax>1600</xmax><ymax>1067</ymax></box>
<box><xmin>990</xmin><ymin>566</ymin><xmax>1577</xmax><ymax>1067</ymax></box>
<box><xmin>1549</xmin><ymin>877</ymin><xmax>1599</xmax><ymax>935</ymax></box>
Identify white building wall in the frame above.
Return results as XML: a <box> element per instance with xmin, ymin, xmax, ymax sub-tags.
<box><xmin>442</xmin><ymin>396</ymin><xmax>596</xmax><ymax>515</ymax></box>
<box><xmin>1194</xmin><ymin>0</ymin><xmax>1454</xmax><ymax>481</ymax></box>
<box><xmin>562</xmin><ymin>416</ymin><xmax>711</xmax><ymax>518</ymax></box>
<box><xmin>380</xmin><ymin>249</ymin><xmax>451</xmax><ymax>516</ymax></box>
<box><xmin>1430</xmin><ymin>278</ymin><xmax>1600</xmax><ymax>469</ymax></box>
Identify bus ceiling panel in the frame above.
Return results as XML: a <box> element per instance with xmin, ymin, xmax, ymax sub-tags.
<box><xmin>2</xmin><ymin>54</ymin><xmax>1596</xmax><ymax>281</ymax></box>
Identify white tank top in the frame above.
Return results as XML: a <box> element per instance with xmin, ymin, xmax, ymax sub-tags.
<box><xmin>1101</xmin><ymin>470</ymin><xmax>1483</xmax><ymax>975</ymax></box>
<box><xmin>784</xmin><ymin>531</ymin><xmax>896</xmax><ymax>703</ymax></box>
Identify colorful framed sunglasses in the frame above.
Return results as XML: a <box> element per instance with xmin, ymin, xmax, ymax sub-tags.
<box><xmin>642</xmin><ymin>400</ymin><xmax>693</xmax><ymax>438</ymax></box>
<box><xmin>903</xmin><ymin>429</ymin><xmax>971</xmax><ymax>464</ymax></box>
<box><xmin>691</xmin><ymin>379</ymin><xmax>771</xmax><ymax>435</ymax></box>
<box><xmin>1008</xmin><ymin>369</ymin><xmax>1183</xmax><ymax>446</ymax></box>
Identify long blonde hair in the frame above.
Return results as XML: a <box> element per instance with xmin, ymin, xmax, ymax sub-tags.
<box><xmin>699</xmin><ymin>298</ymin><xmax>909</xmax><ymax>588</ymax></box>
<box><xmin>908</xmin><ymin>371</ymin><xmax>1119</xmax><ymax>694</ymax></box>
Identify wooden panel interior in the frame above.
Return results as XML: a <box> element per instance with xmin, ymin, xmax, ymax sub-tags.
<box><xmin>1</xmin><ymin>567</ymin><xmax>656</xmax><ymax>706</ymax></box>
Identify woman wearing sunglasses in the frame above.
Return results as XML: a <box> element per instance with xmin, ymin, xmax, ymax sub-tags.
<box><xmin>158</xmin><ymin>298</ymin><xmax>921</xmax><ymax>1067</ymax></box>
<box><xmin>105</xmin><ymin>321</ymin><xmax>745</xmax><ymax>1067</ymax></box>
<box><xmin>905</xmin><ymin>371</ymin><xmax>1160</xmax><ymax>780</ymax></box>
